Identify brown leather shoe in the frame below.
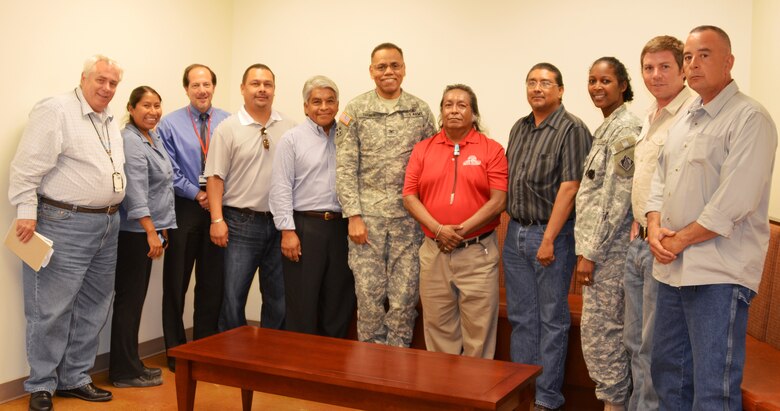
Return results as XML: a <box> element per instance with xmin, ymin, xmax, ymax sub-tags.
<box><xmin>55</xmin><ymin>383</ymin><xmax>112</xmax><ymax>402</ymax></box>
<box><xmin>28</xmin><ymin>391</ymin><xmax>52</xmax><ymax>411</ymax></box>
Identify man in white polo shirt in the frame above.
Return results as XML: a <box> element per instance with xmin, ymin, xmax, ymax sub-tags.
<box><xmin>206</xmin><ymin>63</ymin><xmax>295</xmax><ymax>331</ymax></box>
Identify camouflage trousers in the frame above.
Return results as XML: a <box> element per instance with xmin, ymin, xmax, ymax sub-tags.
<box><xmin>349</xmin><ymin>215</ymin><xmax>422</xmax><ymax>347</ymax></box>
<box><xmin>581</xmin><ymin>250</ymin><xmax>631</xmax><ymax>404</ymax></box>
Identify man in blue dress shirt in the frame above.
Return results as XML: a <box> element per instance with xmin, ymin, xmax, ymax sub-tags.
<box><xmin>157</xmin><ymin>64</ymin><xmax>230</xmax><ymax>371</ymax></box>
<box><xmin>269</xmin><ymin>75</ymin><xmax>356</xmax><ymax>337</ymax></box>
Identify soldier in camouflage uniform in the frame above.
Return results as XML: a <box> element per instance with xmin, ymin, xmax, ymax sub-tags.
<box><xmin>575</xmin><ymin>57</ymin><xmax>641</xmax><ymax>411</ymax></box>
<box><xmin>335</xmin><ymin>43</ymin><xmax>437</xmax><ymax>347</ymax></box>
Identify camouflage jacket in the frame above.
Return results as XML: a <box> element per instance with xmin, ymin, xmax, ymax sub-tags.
<box><xmin>336</xmin><ymin>89</ymin><xmax>436</xmax><ymax>218</ymax></box>
<box><xmin>575</xmin><ymin>104</ymin><xmax>641</xmax><ymax>262</ymax></box>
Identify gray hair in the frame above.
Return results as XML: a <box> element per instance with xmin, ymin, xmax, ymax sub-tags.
<box><xmin>82</xmin><ymin>54</ymin><xmax>123</xmax><ymax>81</ymax></box>
<box><xmin>302</xmin><ymin>75</ymin><xmax>339</xmax><ymax>101</ymax></box>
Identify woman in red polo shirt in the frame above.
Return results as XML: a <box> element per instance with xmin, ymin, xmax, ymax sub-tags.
<box><xmin>402</xmin><ymin>84</ymin><xmax>508</xmax><ymax>359</ymax></box>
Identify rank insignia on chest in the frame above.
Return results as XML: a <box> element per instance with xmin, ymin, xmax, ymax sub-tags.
<box><xmin>619</xmin><ymin>155</ymin><xmax>634</xmax><ymax>172</ymax></box>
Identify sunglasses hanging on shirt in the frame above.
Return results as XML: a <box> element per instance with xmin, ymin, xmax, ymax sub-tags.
<box><xmin>261</xmin><ymin>127</ymin><xmax>269</xmax><ymax>150</ymax></box>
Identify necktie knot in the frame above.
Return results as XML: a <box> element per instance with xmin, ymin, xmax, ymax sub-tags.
<box><xmin>199</xmin><ymin>112</ymin><xmax>209</xmax><ymax>122</ymax></box>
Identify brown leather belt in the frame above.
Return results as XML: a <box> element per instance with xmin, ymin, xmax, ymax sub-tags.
<box><xmin>295</xmin><ymin>210</ymin><xmax>342</xmax><ymax>221</ymax></box>
<box><xmin>40</xmin><ymin>197</ymin><xmax>120</xmax><ymax>215</ymax></box>
<box><xmin>224</xmin><ymin>206</ymin><xmax>272</xmax><ymax>217</ymax></box>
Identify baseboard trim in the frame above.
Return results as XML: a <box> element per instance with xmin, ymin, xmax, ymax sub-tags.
<box><xmin>0</xmin><ymin>329</ymin><xmax>181</xmax><ymax>404</ymax></box>
<box><xmin>0</xmin><ymin>321</ymin><xmax>263</xmax><ymax>405</ymax></box>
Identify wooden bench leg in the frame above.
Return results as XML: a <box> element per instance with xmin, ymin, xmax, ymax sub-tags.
<box><xmin>174</xmin><ymin>359</ymin><xmax>197</xmax><ymax>411</ymax></box>
<box><xmin>241</xmin><ymin>389</ymin><xmax>253</xmax><ymax>411</ymax></box>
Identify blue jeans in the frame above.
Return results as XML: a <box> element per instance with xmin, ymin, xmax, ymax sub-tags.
<box><xmin>218</xmin><ymin>207</ymin><xmax>285</xmax><ymax>331</ymax></box>
<box><xmin>652</xmin><ymin>282</ymin><xmax>753</xmax><ymax>411</ymax></box>
<box><xmin>623</xmin><ymin>238</ymin><xmax>658</xmax><ymax>411</ymax></box>
<box><xmin>23</xmin><ymin>203</ymin><xmax>119</xmax><ymax>393</ymax></box>
<box><xmin>503</xmin><ymin>219</ymin><xmax>575</xmax><ymax>409</ymax></box>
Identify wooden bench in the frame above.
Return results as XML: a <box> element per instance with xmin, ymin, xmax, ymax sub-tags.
<box><xmin>742</xmin><ymin>221</ymin><xmax>780</xmax><ymax>411</ymax></box>
<box><xmin>169</xmin><ymin>326</ymin><xmax>541</xmax><ymax>411</ymax></box>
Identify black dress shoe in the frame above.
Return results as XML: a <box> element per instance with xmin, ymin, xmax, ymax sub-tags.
<box><xmin>167</xmin><ymin>357</ymin><xmax>175</xmax><ymax>372</ymax></box>
<box><xmin>112</xmin><ymin>374</ymin><xmax>162</xmax><ymax>388</ymax></box>
<box><xmin>55</xmin><ymin>383</ymin><xmax>112</xmax><ymax>402</ymax></box>
<box><xmin>29</xmin><ymin>391</ymin><xmax>52</xmax><ymax>411</ymax></box>
<box><xmin>143</xmin><ymin>366</ymin><xmax>162</xmax><ymax>377</ymax></box>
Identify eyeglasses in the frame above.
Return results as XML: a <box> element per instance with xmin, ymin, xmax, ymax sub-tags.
<box><xmin>261</xmin><ymin>127</ymin><xmax>269</xmax><ymax>150</ymax></box>
<box><xmin>372</xmin><ymin>63</ymin><xmax>404</xmax><ymax>72</ymax></box>
<box><xmin>526</xmin><ymin>80</ymin><xmax>557</xmax><ymax>90</ymax></box>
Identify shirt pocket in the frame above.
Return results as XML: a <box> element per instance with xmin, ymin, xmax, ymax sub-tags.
<box><xmin>584</xmin><ymin>141</ymin><xmax>608</xmax><ymax>184</ymax></box>
<box><xmin>686</xmin><ymin>132</ymin><xmax>725</xmax><ymax>165</ymax></box>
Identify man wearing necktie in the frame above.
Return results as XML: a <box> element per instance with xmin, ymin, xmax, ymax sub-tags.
<box><xmin>157</xmin><ymin>64</ymin><xmax>230</xmax><ymax>371</ymax></box>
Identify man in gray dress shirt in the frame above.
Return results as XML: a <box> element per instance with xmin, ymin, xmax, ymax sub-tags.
<box><xmin>647</xmin><ymin>25</ymin><xmax>778</xmax><ymax>410</ymax></box>
<box><xmin>9</xmin><ymin>55</ymin><xmax>124</xmax><ymax>411</ymax></box>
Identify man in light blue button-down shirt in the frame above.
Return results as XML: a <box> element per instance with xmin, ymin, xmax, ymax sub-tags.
<box><xmin>647</xmin><ymin>25</ymin><xmax>778</xmax><ymax>410</ymax></box>
<box><xmin>157</xmin><ymin>64</ymin><xmax>229</xmax><ymax>370</ymax></box>
<box><xmin>270</xmin><ymin>75</ymin><xmax>355</xmax><ymax>338</ymax></box>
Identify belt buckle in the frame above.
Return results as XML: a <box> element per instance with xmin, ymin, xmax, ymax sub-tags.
<box><xmin>323</xmin><ymin>212</ymin><xmax>335</xmax><ymax>221</ymax></box>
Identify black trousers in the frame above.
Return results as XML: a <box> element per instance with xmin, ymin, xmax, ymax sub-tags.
<box><xmin>109</xmin><ymin>231</ymin><xmax>153</xmax><ymax>380</ymax></box>
<box><xmin>282</xmin><ymin>213</ymin><xmax>355</xmax><ymax>337</ymax></box>
<box><xmin>162</xmin><ymin>196</ymin><xmax>224</xmax><ymax>350</ymax></box>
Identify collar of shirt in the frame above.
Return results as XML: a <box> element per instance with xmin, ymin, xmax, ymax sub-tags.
<box><xmin>238</xmin><ymin>105</ymin><xmax>282</xmax><ymax>127</ymax></box>
<box><xmin>124</xmin><ymin>123</ymin><xmax>161</xmax><ymax>146</ymax></box>
<box><xmin>303</xmin><ymin>116</ymin><xmax>335</xmax><ymax>139</ymax></box>
<box><xmin>639</xmin><ymin>86</ymin><xmax>694</xmax><ymax>143</ymax></box>
<box><xmin>434</xmin><ymin>127</ymin><xmax>480</xmax><ymax>147</ymax></box>
<box><xmin>76</xmin><ymin>86</ymin><xmax>113</xmax><ymax>123</ymax></box>
<box><xmin>524</xmin><ymin>104</ymin><xmax>567</xmax><ymax>131</ymax></box>
<box><xmin>366</xmin><ymin>89</ymin><xmax>409</xmax><ymax>114</ymax></box>
<box><xmin>689</xmin><ymin>80</ymin><xmax>739</xmax><ymax>118</ymax></box>
<box><xmin>188</xmin><ymin>103</ymin><xmax>214</xmax><ymax>121</ymax></box>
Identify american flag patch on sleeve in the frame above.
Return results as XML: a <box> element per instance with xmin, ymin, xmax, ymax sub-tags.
<box><xmin>339</xmin><ymin>111</ymin><xmax>352</xmax><ymax>126</ymax></box>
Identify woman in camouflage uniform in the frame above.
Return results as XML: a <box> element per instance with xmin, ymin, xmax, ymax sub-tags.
<box><xmin>575</xmin><ymin>57</ymin><xmax>641</xmax><ymax>411</ymax></box>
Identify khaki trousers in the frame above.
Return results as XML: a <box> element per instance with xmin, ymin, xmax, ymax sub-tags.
<box><xmin>418</xmin><ymin>232</ymin><xmax>499</xmax><ymax>358</ymax></box>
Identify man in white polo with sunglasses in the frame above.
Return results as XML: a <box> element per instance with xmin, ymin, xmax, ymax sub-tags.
<box><xmin>205</xmin><ymin>63</ymin><xmax>295</xmax><ymax>332</ymax></box>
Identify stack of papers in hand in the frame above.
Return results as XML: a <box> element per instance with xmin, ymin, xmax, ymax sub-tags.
<box><xmin>4</xmin><ymin>221</ymin><xmax>54</xmax><ymax>272</ymax></box>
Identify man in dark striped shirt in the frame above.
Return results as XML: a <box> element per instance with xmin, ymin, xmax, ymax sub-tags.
<box><xmin>502</xmin><ymin>62</ymin><xmax>592</xmax><ymax>411</ymax></box>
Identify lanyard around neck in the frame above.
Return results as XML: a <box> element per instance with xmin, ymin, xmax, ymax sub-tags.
<box><xmin>187</xmin><ymin>106</ymin><xmax>212</xmax><ymax>157</ymax></box>
<box><xmin>74</xmin><ymin>89</ymin><xmax>117</xmax><ymax>173</ymax></box>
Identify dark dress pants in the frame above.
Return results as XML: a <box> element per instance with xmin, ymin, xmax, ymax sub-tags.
<box><xmin>283</xmin><ymin>213</ymin><xmax>355</xmax><ymax>337</ymax></box>
<box><xmin>162</xmin><ymin>196</ymin><xmax>224</xmax><ymax>350</ymax></box>
<box><xmin>109</xmin><ymin>231</ymin><xmax>153</xmax><ymax>380</ymax></box>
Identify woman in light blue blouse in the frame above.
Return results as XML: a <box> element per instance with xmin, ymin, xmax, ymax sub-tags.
<box><xmin>109</xmin><ymin>86</ymin><xmax>176</xmax><ymax>388</ymax></box>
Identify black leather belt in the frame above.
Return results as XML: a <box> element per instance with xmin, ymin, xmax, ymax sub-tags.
<box><xmin>40</xmin><ymin>197</ymin><xmax>119</xmax><ymax>215</ymax></box>
<box><xmin>638</xmin><ymin>225</ymin><xmax>649</xmax><ymax>240</ymax></box>
<box><xmin>224</xmin><ymin>206</ymin><xmax>272</xmax><ymax>217</ymax></box>
<box><xmin>513</xmin><ymin>217</ymin><xmax>549</xmax><ymax>226</ymax></box>
<box><xmin>294</xmin><ymin>210</ymin><xmax>342</xmax><ymax>221</ymax></box>
<box><xmin>455</xmin><ymin>231</ymin><xmax>494</xmax><ymax>249</ymax></box>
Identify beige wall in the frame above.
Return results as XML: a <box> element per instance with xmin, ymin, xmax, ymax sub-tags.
<box><xmin>0</xmin><ymin>0</ymin><xmax>234</xmax><ymax>384</ymax></box>
<box><xmin>0</xmin><ymin>0</ymin><xmax>775</xmax><ymax>389</ymax></box>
